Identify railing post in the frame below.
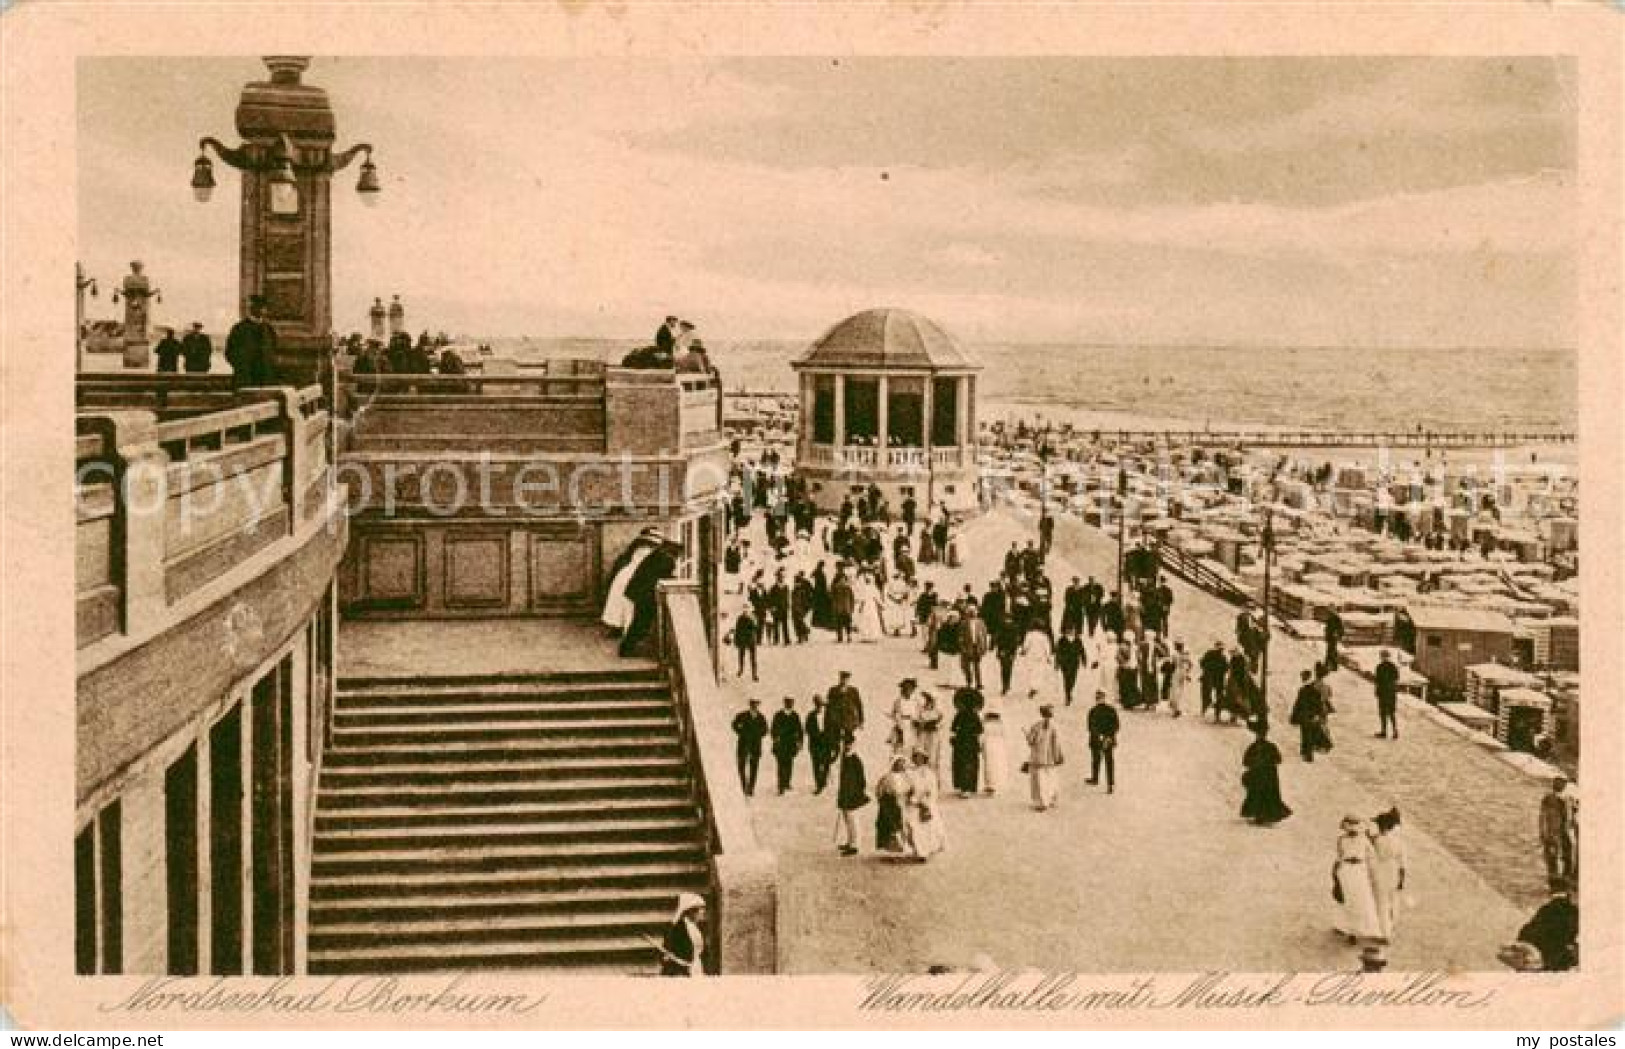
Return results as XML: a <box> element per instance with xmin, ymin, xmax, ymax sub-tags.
<box><xmin>239</xmin><ymin>386</ymin><xmax>305</xmax><ymax>532</ymax></box>
<box><xmin>81</xmin><ymin>411</ymin><xmax>170</xmax><ymax>630</ymax></box>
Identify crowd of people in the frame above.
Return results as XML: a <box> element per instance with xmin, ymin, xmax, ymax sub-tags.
<box><xmin>655</xmin><ymin>415</ymin><xmax>1582</xmax><ymax>974</ymax></box>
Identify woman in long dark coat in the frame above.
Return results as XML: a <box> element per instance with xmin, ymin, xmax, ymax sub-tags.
<box><xmin>834</xmin><ymin>744</ymin><xmax>869</xmax><ymax>856</ymax></box>
<box><xmin>949</xmin><ymin>693</ymin><xmax>984</xmax><ymax>798</ymax></box>
<box><xmin>1240</xmin><ymin>723</ymin><xmax>1293</xmax><ymax>825</ymax></box>
<box><xmin>811</xmin><ymin>562</ymin><xmax>833</xmax><ymax>630</ymax></box>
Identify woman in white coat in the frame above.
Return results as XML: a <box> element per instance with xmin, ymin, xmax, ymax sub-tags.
<box><xmin>906</xmin><ymin>750</ymin><xmax>946</xmax><ymax>861</ymax></box>
<box><xmin>601</xmin><ymin>529</ymin><xmax>658</xmax><ymax>633</ymax></box>
<box><xmin>1369</xmin><ymin>808</ymin><xmax>1407</xmax><ymax>944</ymax></box>
<box><xmin>1333</xmin><ymin>815</ymin><xmax>1383</xmax><ymax>945</ymax></box>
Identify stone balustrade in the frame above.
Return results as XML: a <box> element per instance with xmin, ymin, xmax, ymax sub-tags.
<box><xmin>75</xmin><ymin>385</ymin><xmax>335</xmax><ymax>652</ymax></box>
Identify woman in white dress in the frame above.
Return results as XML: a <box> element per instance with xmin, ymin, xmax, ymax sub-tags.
<box><xmin>890</xmin><ymin>679</ymin><xmax>921</xmax><ymax>756</ymax></box>
<box><xmin>601</xmin><ymin>530</ymin><xmax>657</xmax><ymax>633</ymax></box>
<box><xmin>979</xmin><ymin>693</ymin><xmax>1009</xmax><ymax>796</ymax></box>
<box><xmin>854</xmin><ymin>571</ymin><xmax>884</xmax><ymax>641</ymax></box>
<box><xmin>1333</xmin><ymin>815</ymin><xmax>1383</xmax><ymax>944</ymax></box>
<box><xmin>1369</xmin><ymin>808</ymin><xmax>1407</xmax><ymax>944</ymax></box>
<box><xmin>906</xmin><ymin>750</ymin><xmax>946</xmax><ymax>861</ymax></box>
<box><xmin>913</xmin><ymin>692</ymin><xmax>944</xmax><ymax>783</ymax></box>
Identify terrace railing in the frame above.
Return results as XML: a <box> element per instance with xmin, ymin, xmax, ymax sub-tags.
<box><xmin>75</xmin><ymin>384</ymin><xmax>334</xmax><ymax>651</ymax></box>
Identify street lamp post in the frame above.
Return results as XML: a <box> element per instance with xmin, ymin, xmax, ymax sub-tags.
<box><xmin>75</xmin><ymin>263</ymin><xmax>98</xmax><ymax>373</ymax></box>
<box><xmin>1115</xmin><ymin>461</ymin><xmax>1128</xmax><ymax>602</ymax></box>
<box><xmin>191</xmin><ymin>56</ymin><xmax>380</xmax><ymax>387</ymax></box>
<box><xmin>1258</xmin><ymin>488</ymin><xmax>1277</xmax><ymax>713</ymax></box>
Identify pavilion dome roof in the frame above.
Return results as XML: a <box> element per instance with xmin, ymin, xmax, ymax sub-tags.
<box><xmin>793</xmin><ymin>308</ymin><xmax>979</xmax><ymax>371</ymax></box>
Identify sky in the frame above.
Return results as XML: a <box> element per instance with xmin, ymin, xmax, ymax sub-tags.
<box><xmin>77</xmin><ymin>56</ymin><xmax>1576</xmax><ymax>348</ymax></box>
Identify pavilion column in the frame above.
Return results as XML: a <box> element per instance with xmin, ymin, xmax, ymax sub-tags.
<box><xmin>833</xmin><ymin>374</ymin><xmax>846</xmax><ymax>450</ymax></box>
<box><xmin>800</xmin><ymin>374</ymin><xmax>813</xmax><ymax>447</ymax></box>
<box><xmin>922</xmin><ymin>376</ymin><xmax>934</xmax><ymax>453</ymax></box>
<box><xmin>956</xmin><ymin>375</ymin><xmax>969</xmax><ymax>463</ymax></box>
<box><xmin>877</xmin><ymin>374</ymin><xmax>889</xmax><ymax>458</ymax></box>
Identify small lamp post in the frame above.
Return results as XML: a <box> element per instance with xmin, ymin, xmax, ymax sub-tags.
<box><xmin>75</xmin><ymin>263</ymin><xmax>98</xmax><ymax>373</ymax></box>
<box><xmin>111</xmin><ymin>260</ymin><xmax>162</xmax><ymax>369</ymax></box>
<box><xmin>1115</xmin><ymin>460</ymin><xmax>1128</xmax><ymax>602</ymax></box>
<box><xmin>1257</xmin><ymin>477</ymin><xmax>1279</xmax><ymax>711</ymax></box>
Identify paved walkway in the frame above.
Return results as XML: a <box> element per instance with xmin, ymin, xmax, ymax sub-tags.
<box><xmin>717</xmin><ymin>505</ymin><xmax>1536</xmax><ymax>973</ymax></box>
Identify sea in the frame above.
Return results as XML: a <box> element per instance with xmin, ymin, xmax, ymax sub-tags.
<box><xmin>485</xmin><ymin>338</ymin><xmax>1578</xmax><ymax>435</ymax></box>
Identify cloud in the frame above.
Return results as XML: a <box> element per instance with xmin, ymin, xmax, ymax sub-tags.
<box><xmin>77</xmin><ymin>57</ymin><xmax>1576</xmax><ymax>348</ymax></box>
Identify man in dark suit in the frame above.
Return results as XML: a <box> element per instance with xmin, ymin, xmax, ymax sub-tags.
<box><xmin>824</xmin><ymin>670</ymin><xmax>864</xmax><ymax>749</ymax></box>
<box><xmin>619</xmin><ymin>540</ymin><xmax>680</xmax><ymax>657</ymax></box>
<box><xmin>1374</xmin><ymin>649</ymin><xmax>1401</xmax><ymax>739</ymax></box>
<box><xmin>770</xmin><ymin>697</ymin><xmax>805</xmax><ymax>794</ymax></box>
<box><xmin>1082</xmin><ymin>575</ymin><xmax>1104</xmax><ymax>635</ymax></box>
<box><xmin>181</xmin><ymin>322</ymin><xmax>213</xmax><ymax>373</ymax></box>
<box><xmin>768</xmin><ymin>571</ymin><xmax>791</xmax><ymax>647</ymax></box>
<box><xmin>1199</xmin><ymin>641</ymin><xmax>1229</xmax><ymax>719</ymax></box>
<box><xmin>805</xmin><ymin>695</ymin><xmax>835</xmax><ymax>794</ymax></box>
<box><xmin>731</xmin><ymin>699</ymin><xmax>768</xmax><ymax>797</ymax></box>
<box><xmin>1061</xmin><ymin>576</ymin><xmax>1086</xmax><ymax>635</ymax></box>
<box><xmin>1055</xmin><ymin>628</ymin><xmax>1084</xmax><ymax>705</ymax></box>
<box><xmin>1086</xmin><ymin>690</ymin><xmax>1120</xmax><ymax>793</ymax></box>
<box><xmin>655</xmin><ymin>315</ymin><xmax>679</xmax><ymax>354</ymax></box>
<box><xmin>1289</xmin><ymin>669</ymin><xmax>1329</xmax><ymax>761</ymax></box>
<box><xmin>225</xmin><ymin>294</ymin><xmax>278</xmax><ymax>388</ymax></box>
<box><xmin>153</xmin><ymin>327</ymin><xmax>182</xmax><ymax>373</ymax></box>
<box><xmin>980</xmin><ymin>580</ymin><xmax>1007</xmax><ymax>639</ymax></box>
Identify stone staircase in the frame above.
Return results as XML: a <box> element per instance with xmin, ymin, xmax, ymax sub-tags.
<box><xmin>307</xmin><ymin>666</ymin><xmax>713</xmax><ymax>974</ymax></box>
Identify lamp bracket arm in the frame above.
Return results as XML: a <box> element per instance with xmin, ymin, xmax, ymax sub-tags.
<box><xmin>332</xmin><ymin>143</ymin><xmax>374</xmax><ymax>173</ymax></box>
<box><xmin>199</xmin><ymin>137</ymin><xmax>254</xmax><ymax>171</ymax></box>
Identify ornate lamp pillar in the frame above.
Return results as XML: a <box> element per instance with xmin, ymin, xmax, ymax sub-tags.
<box><xmin>193</xmin><ymin>56</ymin><xmax>379</xmax><ymax>385</ymax></box>
<box><xmin>113</xmin><ymin>260</ymin><xmax>161</xmax><ymax>369</ymax></box>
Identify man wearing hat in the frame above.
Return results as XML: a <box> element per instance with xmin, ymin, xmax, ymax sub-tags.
<box><xmin>1374</xmin><ymin>649</ymin><xmax>1401</xmax><ymax>739</ymax></box>
<box><xmin>225</xmin><ymin>293</ymin><xmax>278</xmax><ymax>388</ymax></box>
<box><xmin>655</xmin><ymin>315</ymin><xmax>679</xmax><ymax>355</ymax></box>
<box><xmin>731</xmin><ymin>699</ymin><xmax>769</xmax><ymax>797</ymax></box>
<box><xmin>1086</xmin><ymin>690</ymin><xmax>1120</xmax><ymax>793</ymax></box>
<box><xmin>1023</xmin><ymin>703</ymin><xmax>1065</xmax><ymax>811</ymax></box>
<box><xmin>824</xmin><ymin>670</ymin><xmax>864</xmax><ymax>749</ymax></box>
<box><xmin>153</xmin><ymin>326</ymin><xmax>182</xmax><ymax>373</ymax></box>
<box><xmin>1539</xmin><ymin>776</ymin><xmax>1578</xmax><ymax>885</ymax></box>
<box><xmin>181</xmin><ymin>321</ymin><xmax>213</xmax><ymax>373</ymax></box>
<box><xmin>675</xmin><ymin>337</ymin><xmax>711</xmax><ymax>375</ymax></box>
<box><xmin>770</xmin><ymin>697</ymin><xmax>805</xmax><ymax>795</ymax></box>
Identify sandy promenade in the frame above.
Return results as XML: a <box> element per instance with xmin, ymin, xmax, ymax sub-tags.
<box><xmin>716</xmin><ymin>504</ymin><xmax>1539</xmax><ymax>974</ymax></box>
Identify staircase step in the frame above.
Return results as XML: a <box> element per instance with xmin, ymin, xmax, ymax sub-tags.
<box><xmin>322</xmin><ymin>737</ymin><xmax>682</xmax><ymax>764</ymax></box>
<box><xmin>309</xmin><ymin>886</ymin><xmax>693</xmax><ymax>923</ymax></box>
<box><xmin>315</xmin><ymin>797</ymin><xmax>696</xmax><ymax>829</ymax></box>
<box><xmin>318</xmin><ymin>755</ymin><xmax>687</xmax><ymax>787</ymax></box>
<box><xmin>332</xmin><ymin>702</ymin><xmax>675</xmax><ymax>727</ymax></box>
<box><xmin>306</xmin><ymin>936</ymin><xmax>662</xmax><ymax>975</ymax></box>
<box><xmin>309</xmin><ymin>906</ymin><xmax>674</xmax><ymax>949</ymax></box>
<box><xmin>316</xmin><ymin>775</ymin><xmax>693</xmax><ymax>807</ymax></box>
<box><xmin>329</xmin><ymin>717</ymin><xmax>678</xmax><ymax>745</ymax></box>
<box><xmin>337</xmin><ymin>670</ymin><xmax>664</xmax><ymax>695</ymax></box>
<box><xmin>312</xmin><ymin>665</ymin><xmax>710</xmax><ymax>976</ymax></box>
<box><xmin>309</xmin><ymin>861</ymin><xmax>711</xmax><ymax>899</ymax></box>
<box><xmin>311</xmin><ymin>840</ymin><xmax>705</xmax><ymax>876</ymax></box>
<box><xmin>315</xmin><ymin>816</ymin><xmax>701</xmax><ymax>851</ymax></box>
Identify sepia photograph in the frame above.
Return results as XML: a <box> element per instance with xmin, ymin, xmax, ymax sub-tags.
<box><xmin>4</xmin><ymin>2</ymin><xmax>1621</xmax><ymax>1033</ymax></box>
